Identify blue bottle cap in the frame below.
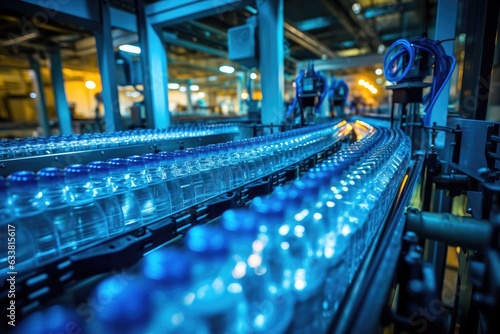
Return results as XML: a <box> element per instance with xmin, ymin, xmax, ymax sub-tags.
<box><xmin>15</xmin><ymin>305</ymin><xmax>85</xmax><ymax>334</ymax></box>
<box><xmin>142</xmin><ymin>249</ymin><xmax>191</xmax><ymax>285</ymax></box>
<box><xmin>7</xmin><ymin>171</ymin><xmax>38</xmax><ymax>189</ymax></box>
<box><xmin>87</xmin><ymin>161</ymin><xmax>111</xmax><ymax>178</ymax></box>
<box><xmin>220</xmin><ymin>209</ymin><xmax>258</xmax><ymax>235</ymax></box>
<box><xmin>37</xmin><ymin>167</ymin><xmax>65</xmax><ymax>186</ymax></box>
<box><xmin>126</xmin><ymin>156</ymin><xmax>147</xmax><ymax>172</ymax></box>
<box><xmin>64</xmin><ymin>164</ymin><xmax>90</xmax><ymax>183</ymax></box>
<box><xmin>185</xmin><ymin>225</ymin><xmax>229</xmax><ymax>257</ymax></box>
<box><xmin>107</xmin><ymin>158</ymin><xmax>129</xmax><ymax>173</ymax></box>
<box><xmin>251</xmin><ymin>196</ymin><xmax>284</xmax><ymax>221</ymax></box>
<box><xmin>93</xmin><ymin>278</ymin><xmax>151</xmax><ymax>329</ymax></box>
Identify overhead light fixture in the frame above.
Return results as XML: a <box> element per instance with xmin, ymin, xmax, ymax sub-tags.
<box><xmin>377</xmin><ymin>44</ymin><xmax>386</xmax><ymax>54</ymax></box>
<box><xmin>352</xmin><ymin>3</ymin><xmax>361</xmax><ymax>14</ymax></box>
<box><xmin>368</xmin><ymin>84</ymin><xmax>374</xmax><ymax>90</ymax></box>
<box><xmin>197</xmin><ymin>92</ymin><xmax>205</xmax><ymax>98</ymax></box>
<box><xmin>85</xmin><ymin>80</ymin><xmax>96</xmax><ymax>89</ymax></box>
<box><xmin>376</xmin><ymin>78</ymin><xmax>383</xmax><ymax>85</ymax></box>
<box><xmin>208</xmin><ymin>76</ymin><xmax>218</xmax><ymax>81</ymax></box>
<box><xmin>363</xmin><ymin>82</ymin><xmax>370</xmax><ymax>88</ymax></box>
<box><xmin>219</xmin><ymin>65</ymin><xmax>235</xmax><ymax>74</ymax></box>
<box><xmin>375</xmin><ymin>68</ymin><xmax>383</xmax><ymax>76</ymax></box>
<box><xmin>372</xmin><ymin>88</ymin><xmax>378</xmax><ymax>94</ymax></box>
<box><xmin>168</xmin><ymin>83</ymin><xmax>180</xmax><ymax>90</ymax></box>
<box><xmin>190</xmin><ymin>85</ymin><xmax>200</xmax><ymax>91</ymax></box>
<box><xmin>29</xmin><ymin>92</ymin><xmax>37</xmax><ymax>99</ymax></box>
<box><xmin>241</xmin><ymin>91</ymin><xmax>249</xmax><ymax>100</ymax></box>
<box><xmin>179</xmin><ymin>86</ymin><xmax>187</xmax><ymax>92</ymax></box>
<box><xmin>358</xmin><ymin>79</ymin><xmax>365</xmax><ymax>85</ymax></box>
<box><xmin>250</xmin><ymin>72</ymin><xmax>257</xmax><ymax>80</ymax></box>
<box><xmin>119</xmin><ymin>44</ymin><xmax>141</xmax><ymax>54</ymax></box>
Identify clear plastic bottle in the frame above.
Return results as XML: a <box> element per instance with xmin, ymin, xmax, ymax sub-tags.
<box><xmin>173</xmin><ymin>151</ymin><xmax>204</xmax><ymax>204</ymax></box>
<box><xmin>37</xmin><ymin>167</ymin><xmax>75</xmax><ymax>254</ymax></box>
<box><xmin>64</xmin><ymin>164</ymin><xmax>108</xmax><ymax>248</ymax></box>
<box><xmin>142</xmin><ymin>249</ymin><xmax>209</xmax><ymax>333</ymax></box>
<box><xmin>90</xmin><ymin>276</ymin><xmax>153</xmax><ymax>334</ymax></box>
<box><xmin>7</xmin><ymin>171</ymin><xmax>59</xmax><ymax>264</ymax></box>
<box><xmin>220</xmin><ymin>209</ymin><xmax>294</xmax><ymax>333</ymax></box>
<box><xmin>156</xmin><ymin>152</ymin><xmax>186</xmax><ymax>212</ymax></box>
<box><xmin>183</xmin><ymin>225</ymin><xmax>242</xmax><ymax>333</ymax></box>
<box><xmin>87</xmin><ymin>161</ymin><xmax>125</xmax><ymax>237</ymax></box>
<box><xmin>0</xmin><ymin>177</ymin><xmax>37</xmax><ymax>275</ymax></box>
<box><xmin>188</xmin><ymin>148</ymin><xmax>217</xmax><ymax>199</ymax></box>
<box><xmin>107</xmin><ymin>158</ymin><xmax>143</xmax><ymax>230</ymax></box>
<box><xmin>141</xmin><ymin>153</ymin><xmax>173</xmax><ymax>220</ymax></box>
<box><xmin>125</xmin><ymin>156</ymin><xmax>158</xmax><ymax>224</ymax></box>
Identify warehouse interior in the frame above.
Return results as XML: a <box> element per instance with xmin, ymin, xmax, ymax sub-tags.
<box><xmin>0</xmin><ymin>0</ymin><xmax>499</xmax><ymax>333</ymax></box>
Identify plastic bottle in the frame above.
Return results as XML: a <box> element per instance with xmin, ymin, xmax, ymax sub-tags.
<box><xmin>15</xmin><ymin>305</ymin><xmax>85</xmax><ymax>334</ymax></box>
<box><xmin>87</xmin><ymin>161</ymin><xmax>125</xmax><ymax>237</ymax></box>
<box><xmin>183</xmin><ymin>225</ymin><xmax>242</xmax><ymax>333</ymax></box>
<box><xmin>107</xmin><ymin>158</ymin><xmax>143</xmax><ymax>230</ymax></box>
<box><xmin>221</xmin><ymin>209</ymin><xmax>294</xmax><ymax>333</ymax></box>
<box><xmin>142</xmin><ymin>249</ymin><xmax>209</xmax><ymax>333</ymax></box>
<box><xmin>189</xmin><ymin>148</ymin><xmax>217</xmax><ymax>199</ymax></box>
<box><xmin>89</xmin><ymin>276</ymin><xmax>153</xmax><ymax>334</ymax></box>
<box><xmin>7</xmin><ymin>171</ymin><xmax>59</xmax><ymax>264</ymax></box>
<box><xmin>64</xmin><ymin>164</ymin><xmax>108</xmax><ymax>248</ymax></box>
<box><xmin>141</xmin><ymin>153</ymin><xmax>173</xmax><ymax>220</ymax></box>
<box><xmin>172</xmin><ymin>151</ymin><xmax>204</xmax><ymax>204</ymax></box>
<box><xmin>156</xmin><ymin>152</ymin><xmax>186</xmax><ymax>212</ymax></box>
<box><xmin>37</xmin><ymin>167</ymin><xmax>75</xmax><ymax>254</ymax></box>
<box><xmin>125</xmin><ymin>156</ymin><xmax>158</xmax><ymax>224</ymax></box>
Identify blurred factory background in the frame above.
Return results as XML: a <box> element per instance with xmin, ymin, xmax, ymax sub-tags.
<box><xmin>1</xmin><ymin>0</ymin><xmax>496</xmax><ymax>138</ymax></box>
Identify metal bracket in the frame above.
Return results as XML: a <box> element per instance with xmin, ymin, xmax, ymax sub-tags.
<box><xmin>485</xmin><ymin>123</ymin><xmax>500</xmax><ymax>170</ymax></box>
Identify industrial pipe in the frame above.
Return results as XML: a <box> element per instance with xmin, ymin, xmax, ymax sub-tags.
<box><xmin>406</xmin><ymin>208</ymin><xmax>492</xmax><ymax>250</ymax></box>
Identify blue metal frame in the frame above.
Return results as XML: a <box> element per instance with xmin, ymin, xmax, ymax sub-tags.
<box><xmin>257</xmin><ymin>0</ymin><xmax>285</xmax><ymax>128</ymax></box>
<box><xmin>49</xmin><ymin>49</ymin><xmax>72</xmax><ymax>135</ymax></box>
<box><xmin>28</xmin><ymin>56</ymin><xmax>51</xmax><ymax>136</ymax></box>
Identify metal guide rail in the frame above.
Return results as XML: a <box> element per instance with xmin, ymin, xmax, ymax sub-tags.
<box><xmin>0</xmin><ymin>133</ymin><xmax>236</xmax><ymax>177</ymax></box>
<box><xmin>327</xmin><ymin>152</ymin><xmax>425</xmax><ymax>333</ymax></box>
<box><xmin>0</xmin><ymin>131</ymin><xmax>352</xmax><ymax>330</ymax></box>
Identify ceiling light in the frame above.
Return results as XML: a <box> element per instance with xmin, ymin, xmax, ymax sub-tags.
<box><xmin>29</xmin><ymin>92</ymin><xmax>36</xmax><ymax>99</ymax></box>
<box><xmin>179</xmin><ymin>86</ymin><xmax>187</xmax><ymax>92</ymax></box>
<box><xmin>250</xmin><ymin>72</ymin><xmax>257</xmax><ymax>80</ymax></box>
<box><xmin>168</xmin><ymin>83</ymin><xmax>180</xmax><ymax>90</ymax></box>
<box><xmin>241</xmin><ymin>92</ymin><xmax>249</xmax><ymax>100</ymax></box>
<box><xmin>85</xmin><ymin>80</ymin><xmax>96</xmax><ymax>89</ymax></box>
<box><xmin>375</xmin><ymin>68</ymin><xmax>383</xmax><ymax>75</ymax></box>
<box><xmin>363</xmin><ymin>82</ymin><xmax>370</xmax><ymax>88</ymax></box>
<box><xmin>352</xmin><ymin>3</ymin><xmax>361</xmax><ymax>14</ymax></box>
<box><xmin>368</xmin><ymin>84</ymin><xmax>374</xmax><ymax>90</ymax></box>
<box><xmin>190</xmin><ymin>85</ymin><xmax>200</xmax><ymax>91</ymax></box>
<box><xmin>208</xmin><ymin>76</ymin><xmax>217</xmax><ymax>81</ymax></box>
<box><xmin>219</xmin><ymin>65</ymin><xmax>235</xmax><ymax>74</ymax></box>
<box><xmin>197</xmin><ymin>92</ymin><xmax>205</xmax><ymax>98</ymax></box>
<box><xmin>377</xmin><ymin>44</ymin><xmax>386</xmax><ymax>54</ymax></box>
<box><xmin>372</xmin><ymin>88</ymin><xmax>378</xmax><ymax>94</ymax></box>
<box><xmin>119</xmin><ymin>44</ymin><xmax>141</xmax><ymax>54</ymax></box>
<box><xmin>376</xmin><ymin>78</ymin><xmax>383</xmax><ymax>84</ymax></box>
<box><xmin>358</xmin><ymin>79</ymin><xmax>365</xmax><ymax>85</ymax></box>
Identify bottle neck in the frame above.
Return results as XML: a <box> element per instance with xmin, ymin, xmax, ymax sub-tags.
<box><xmin>8</xmin><ymin>189</ymin><xmax>44</xmax><ymax>216</ymax></box>
<box><xmin>91</xmin><ymin>177</ymin><xmax>115</xmax><ymax>198</ymax></box>
<box><xmin>129</xmin><ymin>170</ymin><xmax>150</xmax><ymax>188</ymax></box>
<box><xmin>41</xmin><ymin>187</ymin><xmax>70</xmax><ymax>208</ymax></box>
<box><xmin>67</xmin><ymin>181</ymin><xmax>94</xmax><ymax>204</ymax></box>
<box><xmin>109</xmin><ymin>173</ymin><xmax>132</xmax><ymax>193</ymax></box>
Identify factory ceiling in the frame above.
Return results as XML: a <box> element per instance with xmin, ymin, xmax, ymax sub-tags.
<box><xmin>0</xmin><ymin>0</ymin><xmax>437</xmax><ymax>87</ymax></box>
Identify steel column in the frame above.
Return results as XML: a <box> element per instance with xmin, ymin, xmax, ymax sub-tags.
<box><xmin>432</xmin><ymin>0</ymin><xmax>458</xmax><ymax>147</ymax></box>
<box><xmin>28</xmin><ymin>57</ymin><xmax>51</xmax><ymax>136</ymax></box>
<box><xmin>48</xmin><ymin>50</ymin><xmax>72</xmax><ymax>135</ymax></box>
<box><xmin>257</xmin><ymin>0</ymin><xmax>284</xmax><ymax>129</ymax></box>
<box><xmin>95</xmin><ymin>0</ymin><xmax>122</xmax><ymax>132</ymax></box>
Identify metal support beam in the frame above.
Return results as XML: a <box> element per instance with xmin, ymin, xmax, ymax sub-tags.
<box><xmin>95</xmin><ymin>0</ymin><xmax>123</xmax><ymax>132</ymax></box>
<box><xmin>432</xmin><ymin>0</ymin><xmax>458</xmax><ymax>147</ymax></box>
<box><xmin>135</xmin><ymin>0</ymin><xmax>155</xmax><ymax>128</ymax></box>
<box><xmin>257</xmin><ymin>0</ymin><xmax>284</xmax><ymax>128</ymax></box>
<box><xmin>458</xmin><ymin>0</ymin><xmax>500</xmax><ymax>120</ymax></box>
<box><xmin>28</xmin><ymin>57</ymin><xmax>51</xmax><ymax>136</ymax></box>
<box><xmin>284</xmin><ymin>21</ymin><xmax>337</xmax><ymax>59</ymax></box>
<box><xmin>146</xmin><ymin>0</ymin><xmax>252</xmax><ymax>28</ymax></box>
<box><xmin>186</xmin><ymin>79</ymin><xmax>194</xmax><ymax>113</ymax></box>
<box><xmin>48</xmin><ymin>50</ymin><xmax>72</xmax><ymax>135</ymax></box>
<box><xmin>145</xmin><ymin>22</ymin><xmax>170</xmax><ymax>128</ymax></box>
